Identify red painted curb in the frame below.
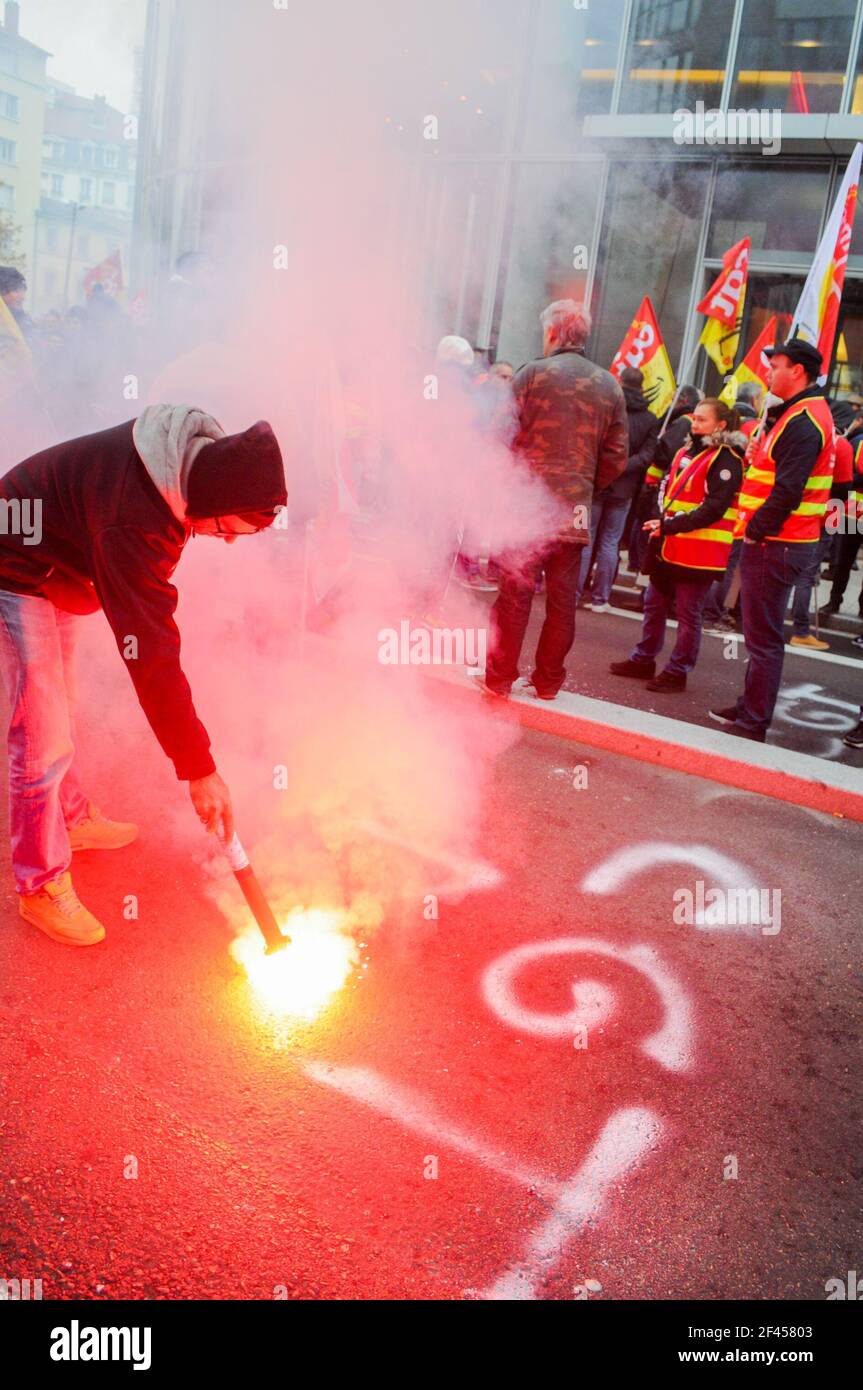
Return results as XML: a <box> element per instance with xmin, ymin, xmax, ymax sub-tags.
<box><xmin>439</xmin><ymin>677</ymin><xmax>863</xmax><ymax>824</ymax></box>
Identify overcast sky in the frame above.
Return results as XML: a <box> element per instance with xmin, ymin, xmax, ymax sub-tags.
<box><xmin>17</xmin><ymin>0</ymin><xmax>147</xmax><ymax>111</ymax></box>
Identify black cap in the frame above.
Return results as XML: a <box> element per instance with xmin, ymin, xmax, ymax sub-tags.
<box><xmin>186</xmin><ymin>420</ymin><xmax>287</xmax><ymax>522</ymax></box>
<box><xmin>830</xmin><ymin>399</ymin><xmax>857</xmax><ymax>432</ymax></box>
<box><xmin>764</xmin><ymin>336</ymin><xmax>824</xmax><ymax>376</ymax></box>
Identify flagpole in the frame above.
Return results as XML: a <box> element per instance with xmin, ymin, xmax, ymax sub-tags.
<box><xmin>658</xmin><ymin>340</ymin><xmax>701</xmax><ymax>437</ymax></box>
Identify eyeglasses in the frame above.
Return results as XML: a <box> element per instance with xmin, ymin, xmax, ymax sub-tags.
<box><xmin>191</xmin><ymin>515</ymin><xmax>274</xmax><ymax>538</ymax></box>
<box><xmin>210</xmin><ymin>517</ymin><xmax>260</xmax><ymax>537</ymax></box>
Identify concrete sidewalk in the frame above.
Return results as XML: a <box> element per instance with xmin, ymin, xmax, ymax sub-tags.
<box><xmin>455</xmin><ymin>670</ymin><xmax>863</xmax><ymax>823</ymax></box>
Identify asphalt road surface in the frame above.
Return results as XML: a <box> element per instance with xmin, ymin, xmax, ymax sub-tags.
<box><xmin>0</xmin><ymin>687</ymin><xmax>858</xmax><ymax>1301</ymax></box>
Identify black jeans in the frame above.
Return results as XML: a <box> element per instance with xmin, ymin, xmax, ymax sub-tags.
<box><xmin>485</xmin><ymin>541</ymin><xmax>584</xmax><ymax>695</ymax></box>
<box><xmin>829</xmin><ymin>531</ymin><xmax>863</xmax><ymax>612</ymax></box>
<box><xmin>736</xmin><ymin>540</ymin><xmax>816</xmax><ymax>735</ymax></box>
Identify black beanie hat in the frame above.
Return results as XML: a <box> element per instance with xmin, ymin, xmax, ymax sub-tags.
<box><xmin>186</xmin><ymin>420</ymin><xmax>287</xmax><ymax>522</ymax></box>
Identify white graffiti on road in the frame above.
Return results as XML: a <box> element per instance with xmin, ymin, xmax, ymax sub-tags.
<box><xmin>581</xmin><ymin>840</ymin><xmax>769</xmax><ymax>931</ymax></box>
<box><xmin>773</xmin><ymin>682</ymin><xmax>859</xmax><ymax>759</ymax></box>
<box><xmin>483</xmin><ymin>1107</ymin><xmax>661</xmax><ymax>1301</ymax></box>
<box><xmin>481</xmin><ymin>937</ymin><xmax>694</xmax><ymax>1071</ymax></box>
<box><xmin>305</xmin><ymin>1060</ymin><xmax>663</xmax><ymax>1302</ymax></box>
<box><xmin>307</xmin><ymin>839</ymin><xmax>767</xmax><ymax>1298</ymax></box>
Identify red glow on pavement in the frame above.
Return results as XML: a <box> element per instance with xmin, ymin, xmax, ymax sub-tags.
<box><xmin>230</xmin><ymin>906</ymin><xmax>357</xmax><ymax>1019</ymax></box>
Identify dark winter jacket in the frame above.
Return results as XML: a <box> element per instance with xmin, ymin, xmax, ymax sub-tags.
<box><xmin>651</xmin><ymin>401</ymin><xmax>696</xmax><ymax>484</ymax></box>
<box><xmin>0</xmin><ymin>419</ymin><xmax>286</xmax><ymax>781</ymax></box>
<box><xmin>606</xmin><ymin>386</ymin><xmax>659</xmax><ymax>501</ymax></box>
<box><xmin>511</xmin><ymin>346</ymin><xmax>628</xmax><ymax>544</ymax></box>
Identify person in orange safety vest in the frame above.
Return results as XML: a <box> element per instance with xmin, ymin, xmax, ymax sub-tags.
<box><xmin>610</xmin><ymin>397</ymin><xmax>745</xmax><ymax>693</ymax></box>
<box><xmin>709</xmin><ymin>337</ymin><xmax>836</xmax><ymax>741</ymax></box>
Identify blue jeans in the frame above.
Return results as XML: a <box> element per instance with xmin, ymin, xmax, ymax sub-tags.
<box><xmin>577</xmin><ymin>493</ymin><xmax>630</xmax><ymax>604</ymax></box>
<box><xmin>631</xmin><ymin>574</ymin><xmax>713</xmax><ymax>676</ymax></box>
<box><xmin>703</xmin><ymin>539</ymin><xmax>742</xmax><ymax>621</ymax></box>
<box><xmin>486</xmin><ymin>541</ymin><xmax>584</xmax><ymax>695</ymax></box>
<box><xmin>0</xmin><ymin>591</ymin><xmax>90</xmax><ymax>893</ymax></box>
<box><xmin>789</xmin><ymin>530</ymin><xmax>830</xmax><ymax>636</ymax></box>
<box><xmin>736</xmin><ymin>540</ymin><xmax>816</xmax><ymax>734</ymax></box>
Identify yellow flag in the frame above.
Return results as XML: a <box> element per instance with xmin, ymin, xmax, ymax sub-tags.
<box><xmin>719</xmin><ymin>374</ymin><xmax>739</xmax><ymax>407</ymax></box>
<box><xmin>610</xmin><ymin>295</ymin><xmax>676</xmax><ymax>418</ymax></box>
<box><xmin>0</xmin><ymin>293</ymin><xmax>32</xmax><ymax>404</ymax></box>
<box><xmin>697</xmin><ymin>237</ymin><xmax>750</xmax><ymax>376</ymax></box>
<box><xmin>700</xmin><ymin>312</ymin><xmax>744</xmax><ymax>377</ymax></box>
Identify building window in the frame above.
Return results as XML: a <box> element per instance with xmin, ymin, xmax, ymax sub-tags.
<box><xmin>103</xmin><ymin>148</ymin><xmax>118</xmax><ymax>168</ymax></box>
<box><xmin>81</xmin><ymin>144</ymin><xmax>93</xmax><ymax>165</ymax></box>
<box><xmin>125</xmin><ymin>182</ymin><xmax>134</xmax><ymax>209</ymax></box>
<box><xmin>52</xmin><ymin>141</ymin><xmax>64</xmax><ymax>161</ymax></box>
<box><xmin>847</xmin><ymin>11</ymin><xmax>863</xmax><ymax>114</ymax></box>
<box><xmin>102</xmin><ymin>180</ymin><xmax>115</xmax><ymax>205</ymax></box>
<box><xmin>379</xmin><ymin>0</ymin><xmax>524</xmax><ymax>158</ymax></box>
<box><xmin>498</xmin><ymin>160</ymin><xmax>605</xmax><ymax>363</ymax></box>
<box><xmin>51</xmin><ymin>173</ymin><xmax>64</xmax><ymax>195</ymax></box>
<box><xmin>420</xmin><ymin>161</ymin><xmax>503</xmax><ymax>345</ymax></box>
<box><xmin>618</xmin><ymin>0</ymin><xmax>737</xmax><ymax>114</ymax></box>
<box><xmin>0</xmin><ymin>90</ymin><xmax>18</xmax><ymax>120</ymax></box>
<box><xmin>594</xmin><ymin>160</ymin><xmax>710</xmax><ymax>370</ymax></box>
<box><xmin>521</xmin><ymin>0</ymin><xmax>628</xmax><ymax>151</ymax></box>
<box><xmin>731</xmin><ymin>0</ymin><xmax>856</xmax><ymax>116</ymax></box>
<box><xmin>0</xmin><ymin>181</ymin><xmax>13</xmax><ymax>210</ymax></box>
<box><xmin>0</xmin><ymin>137</ymin><xmax>16</xmax><ymax>164</ymax></box>
<box><xmin>80</xmin><ymin>177</ymin><xmax>92</xmax><ymax>199</ymax></box>
<box><xmin>708</xmin><ymin>161</ymin><xmax>830</xmax><ymax>257</ymax></box>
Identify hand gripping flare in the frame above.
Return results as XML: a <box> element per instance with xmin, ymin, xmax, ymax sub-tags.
<box><xmin>220</xmin><ymin>832</ymin><xmax>290</xmax><ymax>954</ymax></box>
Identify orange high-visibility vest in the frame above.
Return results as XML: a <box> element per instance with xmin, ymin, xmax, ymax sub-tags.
<box><xmin>851</xmin><ymin>439</ymin><xmax>863</xmax><ymax>521</ymax></box>
<box><xmin>660</xmin><ymin>444</ymin><xmax>740</xmax><ymax>571</ymax></box>
<box><xmin>735</xmin><ymin>395</ymin><xmax>835</xmax><ymax>542</ymax></box>
<box><xmin>646</xmin><ymin>414</ymin><xmax>692</xmax><ymax>485</ymax></box>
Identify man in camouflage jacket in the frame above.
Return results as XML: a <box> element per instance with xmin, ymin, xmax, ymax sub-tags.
<box><xmin>484</xmin><ymin>299</ymin><xmax>628</xmax><ymax>699</ymax></box>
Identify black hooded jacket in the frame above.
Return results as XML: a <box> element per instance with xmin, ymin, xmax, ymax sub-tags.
<box><xmin>606</xmin><ymin>386</ymin><xmax>659</xmax><ymax>501</ymax></box>
<box><xmin>0</xmin><ymin>418</ymin><xmax>287</xmax><ymax>780</ymax></box>
<box><xmin>651</xmin><ymin>400</ymin><xmax>697</xmax><ymax>483</ymax></box>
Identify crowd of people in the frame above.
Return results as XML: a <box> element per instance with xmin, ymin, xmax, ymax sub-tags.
<box><xmin>1</xmin><ymin>267</ymin><xmax>862</xmax><ymax>952</ymax></box>
<box><xmin>458</xmin><ymin>299</ymin><xmax>863</xmax><ymax>752</ymax></box>
<box><xmin>0</xmin><ymin>254</ymin><xmax>218</xmax><ymax>454</ymax></box>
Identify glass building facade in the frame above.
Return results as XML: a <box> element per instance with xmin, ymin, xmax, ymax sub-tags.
<box><xmin>136</xmin><ymin>0</ymin><xmax>863</xmax><ymax>397</ymax></box>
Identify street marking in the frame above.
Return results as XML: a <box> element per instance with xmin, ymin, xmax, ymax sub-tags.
<box><xmin>482</xmin><ymin>937</ymin><xmax>694</xmax><ymax>1072</ymax></box>
<box><xmin>482</xmin><ymin>1107</ymin><xmax>661</xmax><ymax>1300</ymax></box>
<box><xmin>305</xmin><ymin>1062</ymin><xmax>662</xmax><ymax>1302</ymax></box>
<box><xmin>696</xmin><ymin>786</ymin><xmax>836</xmax><ymax>824</ymax></box>
<box><xmin>774</xmin><ymin>681</ymin><xmax>859</xmax><ymax>732</ymax></box>
<box><xmin>581</xmin><ymin>841</ymin><xmax>767</xmax><ymax>931</ymax></box>
<box><xmin>305</xmin><ymin>1062</ymin><xmax>555</xmax><ymax>1197</ymax></box>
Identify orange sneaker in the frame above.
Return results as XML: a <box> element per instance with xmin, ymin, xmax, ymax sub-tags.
<box><xmin>19</xmin><ymin>872</ymin><xmax>105</xmax><ymax>946</ymax></box>
<box><xmin>68</xmin><ymin>801</ymin><xmax>138</xmax><ymax>852</ymax></box>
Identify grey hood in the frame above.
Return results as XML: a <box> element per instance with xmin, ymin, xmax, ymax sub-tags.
<box><xmin>132</xmin><ymin>404</ymin><xmax>225</xmax><ymax>523</ymax></box>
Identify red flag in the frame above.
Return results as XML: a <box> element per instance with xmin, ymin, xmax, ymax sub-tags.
<box><xmin>609</xmin><ymin>296</ymin><xmax>676</xmax><ymax>417</ymax></box>
<box><xmin>696</xmin><ymin>237</ymin><xmax>750</xmax><ymax>327</ymax></box>
<box><xmin>737</xmin><ymin>315</ymin><xmax>778</xmax><ymax>390</ymax></box>
<box><xmin>84</xmin><ymin>250</ymin><xmax>123</xmax><ymax>299</ymax></box>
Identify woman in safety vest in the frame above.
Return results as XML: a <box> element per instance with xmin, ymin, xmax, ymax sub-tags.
<box><xmin>610</xmin><ymin>398</ymin><xmax>746</xmax><ymax>692</ymax></box>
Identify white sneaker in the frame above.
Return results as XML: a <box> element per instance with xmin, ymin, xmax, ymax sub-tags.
<box><xmin>589</xmin><ymin>602</ymin><xmax>612</xmax><ymax>614</ymax></box>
